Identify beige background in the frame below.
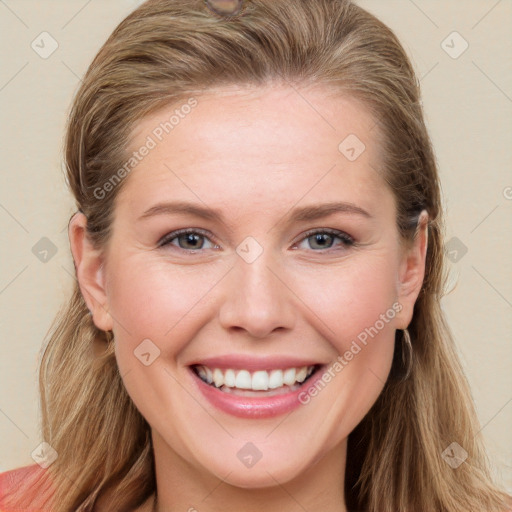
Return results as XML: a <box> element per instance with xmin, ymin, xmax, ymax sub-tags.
<box><xmin>0</xmin><ymin>0</ymin><xmax>511</xmax><ymax>492</ymax></box>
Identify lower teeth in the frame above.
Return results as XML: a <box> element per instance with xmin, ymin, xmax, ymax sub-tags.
<box><xmin>215</xmin><ymin>383</ymin><xmax>301</xmax><ymax>397</ymax></box>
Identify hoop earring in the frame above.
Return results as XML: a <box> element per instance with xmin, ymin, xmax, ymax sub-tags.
<box><xmin>105</xmin><ymin>330</ymin><xmax>114</xmax><ymax>344</ymax></box>
<box><xmin>400</xmin><ymin>328</ymin><xmax>413</xmax><ymax>381</ymax></box>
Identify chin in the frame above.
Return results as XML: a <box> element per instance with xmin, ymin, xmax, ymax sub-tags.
<box><xmin>197</xmin><ymin>446</ymin><xmax>315</xmax><ymax>489</ymax></box>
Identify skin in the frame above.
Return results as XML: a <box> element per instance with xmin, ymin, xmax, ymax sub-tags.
<box><xmin>69</xmin><ymin>84</ymin><xmax>428</xmax><ymax>512</ymax></box>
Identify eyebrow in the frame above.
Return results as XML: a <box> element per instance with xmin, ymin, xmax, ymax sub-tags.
<box><xmin>138</xmin><ymin>200</ymin><xmax>372</xmax><ymax>224</ymax></box>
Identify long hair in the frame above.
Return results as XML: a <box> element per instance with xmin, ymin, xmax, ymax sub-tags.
<box><xmin>4</xmin><ymin>1</ymin><xmax>510</xmax><ymax>510</ymax></box>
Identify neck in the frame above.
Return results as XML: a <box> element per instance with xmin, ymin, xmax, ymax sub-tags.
<box><xmin>151</xmin><ymin>432</ymin><xmax>348</xmax><ymax>512</ymax></box>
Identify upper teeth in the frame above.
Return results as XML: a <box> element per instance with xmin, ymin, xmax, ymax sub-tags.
<box><xmin>195</xmin><ymin>365</ymin><xmax>316</xmax><ymax>391</ymax></box>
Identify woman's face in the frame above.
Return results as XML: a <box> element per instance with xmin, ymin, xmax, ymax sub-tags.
<box><xmin>72</xmin><ymin>84</ymin><xmax>427</xmax><ymax>490</ymax></box>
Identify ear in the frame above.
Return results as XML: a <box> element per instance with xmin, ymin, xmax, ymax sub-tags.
<box><xmin>395</xmin><ymin>210</ymin><xmax>429</xmax><ymax>329</ymax></box>
<box><xmin>68</xmin><ymin>212</ymin><xmax>113</xmax><ymax>332</ymax></box>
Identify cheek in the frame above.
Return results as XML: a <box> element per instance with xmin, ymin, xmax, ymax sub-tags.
<box><xmin>291</xmin><ymin>255</ymin><xmax>400</xmax><ymax>344</ymax></box>
<box><xmin>108</xmin><ymin>257</ymin><xmax>213</xmax><ymax>329</ymax></box>
<box><xmin>291</xmin><ymin>256</ymin><xmax>399</xmax><ymax>399</ymax></box>
<box><xmin>291</xmin><ymin>259</ymin><xmax>399</xmax><ymax>437</ymax></box>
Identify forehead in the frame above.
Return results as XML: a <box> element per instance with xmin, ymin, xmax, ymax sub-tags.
<box><xmin>117</xmin><ymin>84</ymin><xmax>389</xmax><ymax>219</ymax></box>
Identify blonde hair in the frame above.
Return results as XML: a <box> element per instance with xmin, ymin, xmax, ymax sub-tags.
<box><xmin>5</xmin><ymin>0</ymin><xmax>510</xmax><ymax>510</ymax></box>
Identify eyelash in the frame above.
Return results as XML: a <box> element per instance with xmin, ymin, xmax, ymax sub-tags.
<box><xmin>157</xmin><ymin>228</ymin><xmax>356</xmax><ymax>253</ymax></box>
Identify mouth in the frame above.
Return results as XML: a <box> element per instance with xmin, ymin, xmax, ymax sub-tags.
<box><xmin>190</xmin><ymin>363</ymin><xmax>322</xmax><ymax>397</ymax></box>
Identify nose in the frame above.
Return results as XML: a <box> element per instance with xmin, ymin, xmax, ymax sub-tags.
<box><xmin>218</xmin><ymin>250</ymin><xmax>297</xmax><ymax>339</ymax></box>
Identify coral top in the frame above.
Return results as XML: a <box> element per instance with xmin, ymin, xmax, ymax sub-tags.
<box><xmin>0</xmin><ymin>464</ymin><xmax>52</xmax><ymax>511</ymax></box>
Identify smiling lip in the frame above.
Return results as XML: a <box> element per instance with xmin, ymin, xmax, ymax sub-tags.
<box><xmin>188</xmin><ymin>359</ymin><xmax>326</xmax><ymax>419</ymax></box>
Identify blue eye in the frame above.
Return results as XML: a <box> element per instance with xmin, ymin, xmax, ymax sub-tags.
<box><xmin>295</xmin><ymin>229</ymin><xmax>355</xmax><ymax>251</ymax></box>
<box><xmin>158</xmin><ymin>228</ymin><xmax>355</xmax><ymax>252</ymax></box>
<box><xmin>158</xmin><ymin>229</ymin><xmax>218</xmax><ymax>251</ymax></box>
